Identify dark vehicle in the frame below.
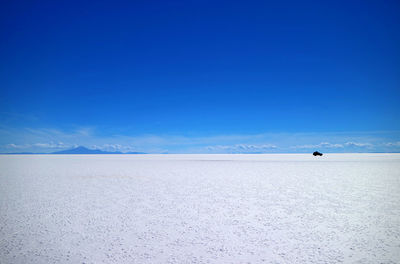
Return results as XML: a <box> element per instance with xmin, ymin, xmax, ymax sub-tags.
<box><xmin>313</xmin><ymin>151</ymin><xmax>323</xmax><ymax>156</ymax></box>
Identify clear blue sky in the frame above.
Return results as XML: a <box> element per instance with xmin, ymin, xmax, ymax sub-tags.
<box><xmin>1</xmin><ymin>0</ymin><xmax>399</xmax><ymax>153</ymax></box>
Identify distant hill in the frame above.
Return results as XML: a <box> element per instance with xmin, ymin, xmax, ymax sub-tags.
<box><xmin>0</xmin><ymin>146</ymin><xmax>146</xmax><ymax>154</ymax></box>
<box><xmin>51</xmin><ymin>146</ymin><xmax>123</xmax><ymax>154</ymax></box>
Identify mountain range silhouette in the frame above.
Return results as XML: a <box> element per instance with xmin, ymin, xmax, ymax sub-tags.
<box><xmin>49</xmin><ymin>146</ymin><xmax>144</xmax><ymax>154</ymax></box>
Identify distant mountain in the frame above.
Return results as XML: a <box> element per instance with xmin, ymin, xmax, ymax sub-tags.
<box><xmin>0</xmin><ymin>146</ymin><xmax>146</xmax><ymax>155</ymax></box>
<box><xmin>52</xmin><ymin>146</ymin><xmax>123</xmax><ymax>154</ymax></box>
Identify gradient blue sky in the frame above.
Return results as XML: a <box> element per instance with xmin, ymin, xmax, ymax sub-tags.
<box><xmin>1</xmin><ymin>0</ymin><xmax>399</xmax><ymax>153</ymax></box>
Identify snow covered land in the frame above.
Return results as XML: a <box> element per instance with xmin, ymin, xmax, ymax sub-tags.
<box><xmin>1</xmin><ymin>154</ymin><xmax>399</xmax><ymax>263</ymax></box>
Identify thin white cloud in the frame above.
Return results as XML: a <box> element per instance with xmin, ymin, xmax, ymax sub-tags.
<box><xmin>6</xmin><ymin>143</ymin><xmax>29</xmax><ymax>149</ymax></box>
<box><xmin>5</xmin><ymin>142</ymin><xmax>74</xmax><ymax>150</ymax></box>
<box><xmin>321</xmin><ymin>142</ymin><xmax>344</xmax><ymax>148</ymax></box>
<box><xmin>293</xmin><ymin>141</ymin><xmax>373</xmax><ymax>149</ymax></box>
<box><xmin>207</xmin><ymin>144</ymin><xmax>277</xmax><ymax>153</ymax></box>
<box><xmin>91</xmin><ymin>144</ymin><xmax>139</xmax><ymax>152</ymax></box>
<box><xmin>344</xmin><ymin>142</ymin><xmax>373</xmax><ymax>148</ymax></box>
<box><xmin>293</xmin><ymin>142</ymin><xmax>344</xmax><ymax>149</ymax></box>
<box><xmin>32</xmin><ymin>142</ymin><xmax>71</xmax><ymax>149</ymax></box>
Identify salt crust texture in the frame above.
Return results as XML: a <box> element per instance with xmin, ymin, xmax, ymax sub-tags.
<box><xmin>0</xmin><ymin>154</ymin><xmax>399</xmax><ymax>263</ymax></box>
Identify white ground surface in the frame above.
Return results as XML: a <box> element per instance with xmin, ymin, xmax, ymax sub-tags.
<box><xmin>0</xmin><ymin>154</ymin><xmax>400</xmax><ymax>264</ymax></box>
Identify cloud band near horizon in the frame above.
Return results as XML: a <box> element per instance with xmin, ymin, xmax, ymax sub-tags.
<box><xmin>1</xmin><ymin>126</ymin><xmax>400</xmax><ymax>153</ymax></box>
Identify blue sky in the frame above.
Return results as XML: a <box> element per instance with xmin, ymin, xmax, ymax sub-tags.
<box><xmin>1</xmin><ymin>0</ymin><xmax>399</xmax><ymax>153</ymax></box>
